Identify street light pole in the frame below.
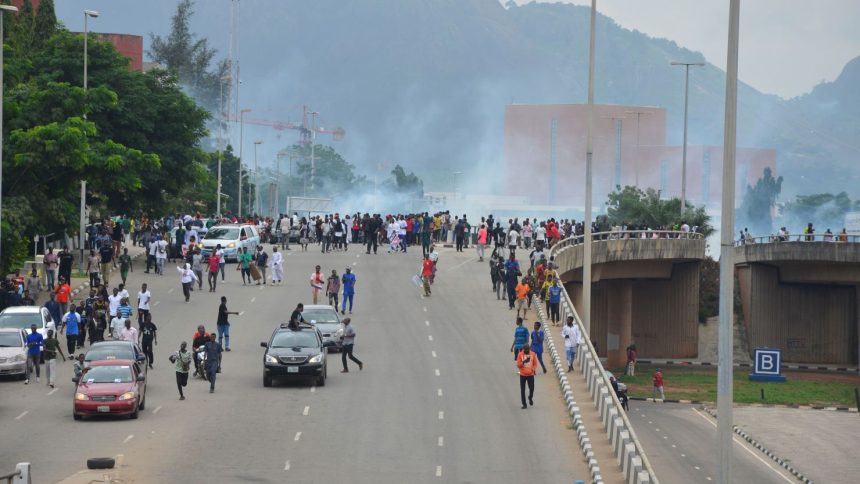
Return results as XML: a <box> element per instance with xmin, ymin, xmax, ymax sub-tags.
<box><xmin>83</xmin><ymin>10</ymin><xmax>99</xmax><ymax>91</ymax></box>
<box><xmin>624</xmin><ymin>109</ymin><xmax>653</xmax><ymax>187</ymax></box>
<box><xmin>253</xmin><ymin>140</ymin><xmax>262</xmax><ymax>216</ymax></box>
<box><xmin>582</xmin><ymin>0</ymin><xmax>596</xmax><ymax>335</ymax></box>
<box><xmin>238</xmin><ymin>108</ymin><xmax>251</xmax><ymax>217</ymax></box>
<box><xmin>718</xmin><ymin>1</ymin><xmax>741</xmax><ymax>483</ymax></box>
<box><xmin>671</xmin><ymin>61</ymin><xmax>704</xmax><ymax>214</ymax></box>
<box><xmin>0</xmin><ymin>4</ymin><xmax>19</xmax><ymax>269</ymax></box>
<box><xmin>309</xmin><ymin>111</ymin><xmax>318</xmax><ymax>192</ymax></box>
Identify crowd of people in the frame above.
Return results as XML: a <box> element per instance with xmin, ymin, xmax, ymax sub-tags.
<box><xmin>739</xmin><ymin>223</ymin><xmax>852</xmax><ymax>244</ymax></box>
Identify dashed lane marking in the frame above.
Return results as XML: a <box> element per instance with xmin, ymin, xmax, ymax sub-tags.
<box><xmin>251</xmin><ymin>297</ymin><xmax>256</xmax><ymax>303</ymax></box>
<box><xmin>123</xmin><ymin>434</ymin><xmax>134</xmax><ymax>444</ymax></box>
<box><xmin>15</xmin><ymin>411</ymin><xmax>28</xmax><ymax>420</ymax></box>
<box><xmin>428</xmin><ymin>335</ymin><xmax>433</xmax><ymax>341</ymax></box>
<box><xmin>154</xmin><ymin>301</ymin><xmax>161</xmax><ymax>306</ymax></box>
<box><xmin>425</xmin><ymin>320</ymin><xmax>430</xmax><ymax>326</ymax></box>
<box><xmin>436</xmin><ymin>466</ymin><xmax>442</xmax><ymax>477</ymax></box>
<box><xmin>435</xmin><ymin>369</ymin><xmax>440</xmax><ymax>376</ymax></box>
<box><xmin>239</xmin><ymin>311</ymin><xmax>245</xmax><ymax>316</ymax></box>
<box><xmin>431</xmin><ymin>351</ymin><xmax>437</xmax><ymax>358</ymax></box>
<box><xmin>284</xmin><ymin>461</ymin><xmax>291</xmax><ymax>471</ymax></box>
<box><xmin>310</xmin><ymin>387</ymin><xmax>316</xmax><ymax>393</ymax></box>
<box><xmin>423</xmin><ymin>307</ymin><xmax>427</xmax><ymax>312</ymax></box>
<box><xmin>352</xmin><ymin>262</ymin><xmax>357</xmax><ymax>266</ymax></box>
<box><xmin>437</xmin><ymin>388</ymin><xmax>443</xmax><ymax>397</ymax></box>
<box><xmin>438</xmin><ymin>436</ymin><xmax>444</xmax><ymax>447</ymax></box>
<box><xmin>303</xmin><ymin>406</ymin><xmax>310</xmax><ymax>416</ymax></box>
<box><xmin>294</xmin><ymin>432</ymin><xmax>302</xmax><ymax>441</ymax></box>
<box><xmin>438</xmin><ymin>411</ymin><xmax>444</xmax><ymax>420</ymax></box>
<box><xmin>694</xmin><ymin>466</ymin><xmax>700</xmax><ymax>470</ymax></box>
<box><xmin>168</xmin><ymin>288</ymin><xmax>174</xmax><ymax>294</ymax></box>
<box><xmin>47</xmin><ymin>388</ymin><xmax>58</xmax><ymax>396</ymax></box>
<box><xmin>152</xmin><ymin>405</ymin><xmax>162</xmax><ymax>414</ymax></box>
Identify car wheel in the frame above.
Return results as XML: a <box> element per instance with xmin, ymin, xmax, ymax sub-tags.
<box><xmin>73</xmin><ymin>412</ymin><xmax>82</xmax><ymax>421</ymax></box>
<box><xmin>138</xmin><ymin>395</ymin><xmax>145</xmax><ymax>411</ymax></box>
<box><xmin>130</xmin><ymin>407</ymin><xmax>139</xmax><ymax>420</ymax></box>
<box><xmin>86</xmin><ymin>457</ymin><xmax>115</xmax><ymax>470</ymax></box>
<box><xmin>263</xmin><ymin>374</ymin><xmax>272</xmax><ymax>387</ymax></box>
<box><xmin>317</xmin><ymin>374</ymin><xmax>326</xmax><ymax>387</ymax></box>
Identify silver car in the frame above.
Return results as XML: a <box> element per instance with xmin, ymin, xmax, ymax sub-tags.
<box><xmin>302</xmin><ymin>305</ymin><xmax>344</xmax><ymax>352</ymax></box>
<box><xmin>0</xmin><ymin>328</ymin><xmax>28</xmax><ymax>378</ymax></box>
<box><xmin>0</xmin><ymin>306</ymin><xmax>57</xmax><ymax>341</ymax></box>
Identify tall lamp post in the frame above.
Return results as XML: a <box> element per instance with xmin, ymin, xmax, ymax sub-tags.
<box><xmin>83</xmin><ymin>10</ymin><xmax>99</xmax><ymax>90</ymax></box>
<box><xmin>238</xmin><ymin>108</ymin><xmax>251</xmax><ymax>217</ymax></box>
<box><xmin>0</xmin><ymin>4</ymin><xmax>18</xmax><ymax>268</ymax></box>
<box><xmin>582</xmin><ymin>0</ymin><xmax>596</xmax><ymax>335</ymax></box>
<box><xmin>309</xmin><ymin>111</ymin><xmax>318</xmax><ymax>192</ymax></box>
<box><xmin>253</xmin><ymin>140</ymin><xmax>263</xmax><ymax>216</ymax></box>
<box><xmin>671</xmin><ymin>61</ymin><xmax>704</xmax><ymax>214</ymax></box>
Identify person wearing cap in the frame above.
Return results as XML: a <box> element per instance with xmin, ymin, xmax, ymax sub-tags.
<box><xmin>341</xmin><ymin>267</ymin><xmax>356</xmax><ymax>314</ymax></box>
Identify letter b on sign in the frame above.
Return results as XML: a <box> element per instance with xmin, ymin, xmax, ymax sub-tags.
<box><xmin>760</xmin><ymin>354</ymin><xmax>774</xmax><ymax>371</ymax></box>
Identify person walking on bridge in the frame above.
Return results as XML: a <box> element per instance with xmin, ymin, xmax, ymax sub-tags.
<box><xmin>562</xmin><ymin>316</ymin><xmax>581</xmax><ymax>372</ymax></box>
<box><xmin>510</xmin><ymin>317</ymin><xmax>529</xmax><ymax>361</ymax></box>
<box><xmin>517</xmin><ymin>345</ymin><xmax>537</xmax><ymax>409</ymax></box>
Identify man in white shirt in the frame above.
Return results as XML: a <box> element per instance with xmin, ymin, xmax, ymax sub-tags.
<box><xmin>108</xmin><ymin>289</ymin><xmax>122</xmax><ymax>320</ymax></box>
<box><xmin>508</xmin><ymin>229</ymin><xmax>520</xmax><ymax>255</ymax></box>
<box><xmin>561</xmin><ymin>316</ymin><xmax>582</xmax><ymax>372</ymax></box>
<box><xmin>137</xmin><ymin>283</ymin><xmax>151</xmax><ymax>326</ymax></box>
<box><xmin>155</xmin><ymin>236</ymin><xmax>168</xmax><ymax>274</ymax></box>
<box><xmin>535</xmin><ymin>223</ymin><xmax>547</xmax><ymax>249</ymax></box>
<box><xmin>146</xmin><ymin>237</ymin><xmax>158</xmax><ymax>273</ymax></box>
<box><xmin>110</xmin><ymin>315</ymin><xmax>126</xmax><ymax>340</ymax></box>
<box><xmin>271</xmin><ymin>246</ymin><xmax>284</xmax><ymax>284</ymax></box>
<box><xmin>278</xmin><ymin>216</ymin><xmax>291</xmax><ymax>250</ymax></box>
<box><xmin>680</xmin><ymin>221</ymin><xmax>690</xmax><ymax>239</ymax></box>
<box><xmin>120</xmin><ymin>319</ymin><xmax>138</xmax><ymax>342</ymax></box>
<box><xmin>215</xmin><ymin>245</ymin><xmax>226</xmax><ymax>281</ymax></box>
<box><xmin>117</xmin><ymin>283</ymin><xmax>130</xmax><ymax>301</ymax></box>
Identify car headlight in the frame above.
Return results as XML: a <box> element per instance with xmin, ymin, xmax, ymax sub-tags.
<box><xmin>75</xmin><ymin>393</ymin><xmax>90</xmax><ymax>401</ymax></box>
<box><xmin>12</xmin><ymin>354</ymin><xmax>26</xmax><ymax>362</ymax></box>
<box><xmin>118</xmin><ymin>392</ymin><xmax>136</xmax><ymax>401</ymax></box>
<box><xmin>227</xmin><ymin>242</ymin><xmax>236</xmax><ymax>248</ymax></box>
<box><xmin>198</xmin><ymin>243</ymin><xmax>204</xmax><ymax>248</ymax></box>
<box><xmin>265</xmin><ymin>354</ymin><xmax>278</xmax><ymax>364</ymax></box>
<box><xmin>308</xmin><ymin>354</ymin><xmax>323</xmax><ymax>363</ymax></box>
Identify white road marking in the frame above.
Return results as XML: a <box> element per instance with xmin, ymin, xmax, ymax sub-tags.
<box><xmin>681</xmin><ymin>454</ymin><xmax>686</xmax><ymax>457</ymax></box>
<box><xmin>352</xmin><ymin>262</ymin><xmax>357</xmax><ymax>266</ymax></box>
<box><xmin>239</xmin><ymin>311</ymin><xmax>245</xmax><ymax>316</ymax></box>
<box><xmin>694</xmin><ymin>466</ymin><xmax>700</xmax><ymax>470</ymax></box>
<box><xmin>302</xmin><ymin>406</ymin><xmax>310</xmax><ymax>416</ymax></box>
<box><xmin>152</xmin><ymin>405</ymin><xmax>162</xmax><ymax>414</ymax></box>
<box><xmin>15</xmin><ymin>411</ymin><xmax>28</xmax><ymax>420</ymax></box>
<box><xmin>250</xmin><ymin>297</ymin><xmax>256</xmax><ymax>303</ymax></box>
<box><xmin>436</xmin><ymin>465</ymin><xmax>442</xmax><ymax>477</ymax></box>
<box><xmin>438</xmin><ymin>411</ymin><xmax>444</xmax><ymax>420</ymax></box>
<box><xmin>672</xmin><ymin>444</ymin><xmax>677</xmax><ymax>448</ymax></box>
<box><xmin>423</xmin><ymin>307</ymin><xmax>427</xmax><ymax>312</ymax></box>
<box><xmin>425</xmin><ymin>320</ymin><xmax>430</xmax><ymax>326</ymax></box>
<box><xmin>431</xmin><ymin>351</ymin><xmax>437</xmax><ymax>358</ymax></box>
<box><xmin>428</xmin><ymin>335</ymin><xmax>433</xmax><ymax>341</ymax></box>
<box><xmin>435</xmin><ymin>369</ymin><xmax>440</xmax><ymax>376</ymax></box>
<box><xmin>356</xmin><ymin>254</ymin><xmax>360</xmax><ymax>258</ymax></box>
<box><xmin>168</xmin><ymin>288</ymin><xmax>174</xmax><ymax>294</ymax></box>
<box><xmin>154</xmin><ymin>301</ymin><xmax>160</xmax><ymax>306</ymax></box>
<box><xmin>648</xmin><ymin>420</ymin><xmax>653</xmax><ymax>424</ymax></box>
<box><xmin>663</xmin><ymin>436</ymin><xmax>668</xmax><ymax>440</ymax></box>
<box><xmin>706</xmin><ymin>478</ymin><xmax>713</xmax><ymax>481</ymax></box>
<box><xmin>655</xmin><ymin>428</ymin><xmax>660</xmax><ymax>432</ymax></box>
<box><xmin>437</xmin><ymin>388</ymin><xmax>443</xmax><ymax>397</ymax></box>
<box><xmin>47</xmin><ymin>388</ymin><xmax>58</xmax><ymax>396</ymax></box>
<box><xmin>310</xmin><ymin>387</ymin><xmax>316</xmax><ymax>393</ymax></box>
<box><xmin>438</xmin><ymin>436</ymin><xmax>444</xmax><ymax>447</ymax></box>
<box><xmin>447</xmin><ymin>257</ymin><xmax>475</xmax><ymax>271</ymax></box>
<box><xmin>691</xmin><ymin>408</ymin><xmax>794</xmax><ymax>483</ymax></box>
<box><xmin>284</xmin><ymin>460</ymin><xmax>291</xmax><ymax>471</ymax></box>
<box><xmin>294</xmin><ymin>432</ymin><xmax>302</xmax><ymax>441</ymax></box>
<box><xmin>123</xmin><ymin>434</ymin><xmax>134</xmax><ymax>444</ymax></box>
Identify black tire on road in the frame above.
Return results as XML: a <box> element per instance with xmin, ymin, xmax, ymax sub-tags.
<box><xmin>263</xmin><ymin>373</ymin><xmax>272</xmax><ymax>387</ymax></box>
<box><xmin>86</xmin><ymin>457</ymin><xmax>115</xmax><ymax>470</ymax></box>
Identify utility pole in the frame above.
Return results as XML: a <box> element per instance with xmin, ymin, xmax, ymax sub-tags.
<box><xmin>253</xmin><ymin>140</ymin><xmax>263</xmax><ymax>215</ymax></box>
<box><xmin>718</xmin><ymin>1</ymin><xmax>740</xmax><ymax>483</ymax></box>
<box><xmin>624</xmin><ymin>109</ymin><xmax>653</xmax><ymax>187</ymax></box>
<box><xmin>672</xmin><ymin>61</ymin><xmax>704</xmax><ymax>214</ymax></box>
<box><xmin>582</xmin><ymin>0</ymin><xmax>597</xmax><ymax>335</ymax></box>
<box><xmin>238</xmin><ymin>108</ymin><xmax>251</xmax><ymax>216</ymax></box>
<box><xmin>309</xmin><ymin>111</ymin><xmax>318</xmax><ymax>192</ymax></box>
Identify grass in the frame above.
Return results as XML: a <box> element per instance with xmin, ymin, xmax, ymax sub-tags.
<box><xmin>609</xmin><ymin>364</ymin><xmax>860</xmax><ymax>407</ymax></box>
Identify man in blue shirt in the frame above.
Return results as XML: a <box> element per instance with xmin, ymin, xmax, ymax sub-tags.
<box><xmin>341</xmin><ymin>268</ymin><xmax>357</xmax><ymax>315</ymax></box>
<box><xmin>548</xmin><ymin>282</ymin><xmax>562</xmax><ymax>325</ymax></box>
<box><xmin>25</xmin><ymin>324</ymin><xmax>43</xmax><ymax>384</ymax></box>
<box><xmin>510</xmin><ymin>317</ymin><xmax>529</xmax><ymax>361</ymax></box>
<box><xmin>504</xmin><ymin>254</ymin><xmax>520</xmax><ymax>310</ymax></box>
<box><xmin>530</xmin><ymin>321</ymin><xmax>547</xmax><ymax>374</ymax></box>
<box><xmin>44</xmin><ymin>293</ymin><xmax>62</xmax><ymax>330</ymax></box>
<box><xmin>63</xmin><ymin>304</ymin><xmax>81</xmax><ymax>356</ymax></box>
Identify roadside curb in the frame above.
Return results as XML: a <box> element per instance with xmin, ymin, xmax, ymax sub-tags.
<box><xmin>700</xmin><ymin>406</ymin><xmax>814</xmax><ymax>484</ymax></box>
<box><xmin>627</xmin><ymin>397</ymin><xmax>858</xmax><ymax>412</ymax></box>
<box><xmin>69</xmin><ymin>250</ymin><xmax>145</xmax><ymax>298</ymax></box>
<box><xmin>635</xmin><ymin>359</ymin><xmax>858</xmax><ymax>373</ymax></box>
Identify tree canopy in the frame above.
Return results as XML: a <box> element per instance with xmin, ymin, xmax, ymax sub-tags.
<box><xmin>737</xmin><ymin>167</ymin><xmax>782</xmax><ymax>234</ymax></box>
<box><xmin>605</xmin><ymin>186</ymin><xmax>713</xmax><ymax>236</ymax></box>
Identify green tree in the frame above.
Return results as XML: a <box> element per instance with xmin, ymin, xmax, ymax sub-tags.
<box><xmin>386</xmin><ymin>164</ymin><xmax>424</xmax><ymax>198</ymax></box>
<box><xmin>204</xmin><ymin>145</ymin><xmax>256</xmax><ymax>216</ymax></box>
<box><xmin>291</xmin><ymin>143</ymin><xmax>367</xmax><ymax>197</ymax></box>
<box><xmin>737</xmin><ymin>167</ymin><xmax>782</xmax><ymax>234</ymax></box>
<box><xmin>32</xmin><ymin>0</ymin><xmax>57</xmax><ymax>45</ymax></box>
<box><xmin>605</xmin><ymin>186</ymin><xmax>713</xmax><ymax>236</ymax></box>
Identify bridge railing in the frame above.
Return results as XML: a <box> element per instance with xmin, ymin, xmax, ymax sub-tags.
<box><xmin>548</xmin><ymin>242</ymin><xmax>660</xmax><ymax>484</ymax></box>
<box><xmin>0</xmin><ymin>463</ymin><xmax>31</xmax><ymax>484</ymax></box>
<box><xmin>735</xmin><ymin>233</ymin><xmax>860</xmax><ymax>246</ymax></box>
<box><xmin>553</xmin><ymin>230</ymin><xmax>704</xmax><ymax>253</ymax></box>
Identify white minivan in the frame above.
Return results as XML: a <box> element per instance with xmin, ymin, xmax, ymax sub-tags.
<box><xmin>199</xmin><ymin>224</ymin><xmax>261</xmax><ymax>261</ymax></box>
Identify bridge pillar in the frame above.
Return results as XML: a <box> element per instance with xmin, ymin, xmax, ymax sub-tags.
<box><xmin>607</xmin><ymin>280</ymin><xmax>633</xmax><ymax>368</ymax></box>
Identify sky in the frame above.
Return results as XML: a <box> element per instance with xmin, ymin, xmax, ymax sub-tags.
<box><xmin>511</xmin><ymin>0</ymin><xmax>860</xmax><ymax>99</ymax></box>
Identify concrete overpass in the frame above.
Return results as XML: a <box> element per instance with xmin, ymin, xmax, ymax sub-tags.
<box><xmin>551</xmin><ymin>231</ymin><xmax>706</xmax><ymax>367</ymax></box>
<box><xmin>735</xmin><ymin>237</ymin><xmax>860</xmax><ymax>365</ymax></box>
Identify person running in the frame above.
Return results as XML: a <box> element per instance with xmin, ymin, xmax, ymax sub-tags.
<box><xmin>207</xmin><ymin>250</ymin><xmax>220</xmax><ymax>292</ymax></box>
<box><xmin>177</xmin><ymin>263</ymin><xmax>198</xmax><ymax>303</ymax></box>
<box><xmin>173</xmin><ymin>341</ymin><xmax>192</xmax><ymax>400</ymax></box>
<box><xmin>271</xmin><ymin>246</ymin><xmax>284</xmax><ymax>285</ymax></box>
<box><xmin>24</xmin><ymin>324</ymin><xmax>43</xmax><ymax>384</ymax></box>
<box><xmin>326</xmin><ymin>270</ymin><xmax>341</xmax><ymax>309</ymax></box>
<box><xmin>510</xmin><ymin>317</ymin><xmax>529</xmax><ymax>361</ymax></box>
<box><xmin>421</xmin><ymin>254</ymin><xmax>434</xmax><ymax>297</ymax></box>
<box><xmin>217</xmin><ymin>296</ymin><xmax>238</xmax><ymax>351</ymax></box>
<box><xmin>117</xmin><ymin>248</ymin><xmax>133</xmax><ymax>286</ymax></box>
<box><xmin>137</xmin><ymin>283</ymin><xmax>151</xmax><ymax>326</ymax></box>
<box><xmin>310</xmin><ymin>265</ymin><xmax>324</xmax><ymax>304</ymax></box>
<box><xmin>140</xmin><ymin>313</ymin><xmax>158</xmax><ymax>369</ymax></box>
<box><xmin>517</xmin><ymin>345</ymin><xmax>537</xmax><ymax>409</ymax></box>
<box><xmin>530</xmin><ymin>321</ymin><xmax>547</xmax><ymax>374</ymax></box>
<box><xmin>561</xmin><ymin>316</ymin><xmax>581</xmax><ymax>372</ymax></box>
<box><xmin>204</xmin><ymin>333</ymin><xmax>223</xmax><ymax>393</ymax></box>
<box><xmin>62</xmin><ymin>304</ymin><xmax>81</xmax><ymax>357</ymax></box>
<box><xmin>341</xmin><ymin>267</ymin><xmax>356</xmax><ymax>314</ymax></box>
<box><xmin>237</xmin><ymin>247</ymin><xmax>253</xmax><ymax>285</ymax></box>
<box><xmin>340</xmin><ymin>317</ymin><xmax>363</xmax><ymax>372</ymax></box>
<box><xmin>43</xmin><ymin>329</ymin><xmax>65</xmax><ymax>388</ymax></box>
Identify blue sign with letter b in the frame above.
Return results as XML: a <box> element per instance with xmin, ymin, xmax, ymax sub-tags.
<box><xmin>750</xmin><ymin>348</ymin><xmax>786</xmax><ymax>382</ymax></box>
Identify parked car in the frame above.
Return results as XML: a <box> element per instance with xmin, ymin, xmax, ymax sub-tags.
<box><xmin>0</xmin><ymin>328</ymin><xmax>28</xmax><ymax>379</ymax></box>
<box><xmin>261</xmin><ymin>323</ymin><xmax>334</xmax><ymax>387</ymax></box>
<box><xmin>73</xmin><ymin>359</ymin><xmax>146</xmax><ymax>420</ymax></box>
<box><xmin>199</xmin><ymin>224</ymin><xmax>261</xmax><ymax>261</ymax></box>
<box><xmin>0</xmin><ymin>306</ymin><xmax>56</xmax><ymax>341</ymax></box>
<box><xmin>302</xmin><ymin>305</ymin><xmax>344</xmax><ymax>352</ymax></box>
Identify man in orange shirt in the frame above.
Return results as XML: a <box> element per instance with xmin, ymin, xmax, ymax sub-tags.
<box><xmin>515</xmin><ymin>279</ymin><xmax>530</xmax><ymax>318</ymax></box>
<box><xmin>55</xmin><ymin>277</ymin><xmax>72</xmax><ymax>317</ymax></box>
<box><xmin>517</xmin><ymin>346</ymin><xmax>538</xmax><ymax>409</ymax></box>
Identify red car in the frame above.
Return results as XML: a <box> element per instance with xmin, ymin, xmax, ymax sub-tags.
<box><xmin>73</xmin><ymin>359</ymin><xmax>147</xmax><ymax>420</ymax></box>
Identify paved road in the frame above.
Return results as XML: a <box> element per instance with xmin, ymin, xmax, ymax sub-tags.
<box><xmin>1</xmin><ymin>244</ymin><xmax>588</xmax><ymax>483</ymax></box>
<box><xmin>627</xmin><ymin>402</ymin><xmax>796</xmax><ymax>484</ymax></box>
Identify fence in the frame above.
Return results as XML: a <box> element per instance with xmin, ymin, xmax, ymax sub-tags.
<box><xmin>736</xmin><ymin>233</ymin><xmax>860</xmax><ymax>245</ymax></box>
<box><xmin>0</xmin><ymin>463</ymin><xmax>31</xmax><ymax>484</ymax></box>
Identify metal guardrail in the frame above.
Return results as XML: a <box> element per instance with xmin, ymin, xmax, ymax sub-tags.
<box><xmin>0</xmin><ymin>463</ymin><xmax>31</xmax><ymax>483</ymax></box>
<box><xmin>548</xmin><ymin>243</ymin><xmax>660</xmax><ymax>484</ymax></box>
<box><xmin>552</xmin><ymin>230</ymin><xmax>704</xmax><ymax>253</ymax></box>
<box><xmin>735</xmin><ymin>233</ymin><xmax>860</xmax><ymax>246</ymax></box>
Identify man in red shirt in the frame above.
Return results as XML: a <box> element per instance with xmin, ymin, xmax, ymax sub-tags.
<box><xmin>421</xmin><ymin>255</ymin><xmax>434</xmax><ymax>297</ymax></box>
<box><xmin>207</xmin><ymin>253</ymin><xmax>220</xmax><ymax>292</ymax></box>
<box><xmin>652</xmin><ymin>368</ymin><xmax>665</xmax><ymax>402</ymax></box>
<box><xmin>55</xmin><ymin>277</ymin><xmax>71</xmax><ymax>317</ymax></box>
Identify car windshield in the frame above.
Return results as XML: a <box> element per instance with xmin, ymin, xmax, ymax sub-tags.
<box><xmin>271</xmin><ymin>331</ymin><xmax>319</xmax><ymax>348</ymax></box>
<box><xmin>86</xmin><ymin>348</ymin><xmax>135</xmax><ymax>362</ymax></box>
<box><xmin>0</xmin><ymin>333</ymin><xmax>22</xmax><ymax>347</ymax></box>
<box><xmin>205</xmin><ymin>228</ymin><xmax>240</xmax><ymax>240</ymax></box>
<box><xmin>83</xmin><ymin>365</ymin><xmax>133</xmax><ymax>384</ymax></box>
<box><xmin>302</xmin><ymin>310</ymin><xmax>339</xmax><ymax>325</ymax></box>
<box><xmin>0</xmin><ymin>313</ymin><xmax>40</xmax><ymax>330</ymax></box>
